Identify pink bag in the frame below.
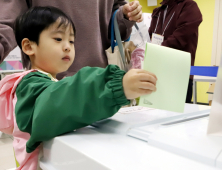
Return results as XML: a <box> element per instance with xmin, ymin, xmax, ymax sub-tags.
<box><xmin>0</xmin><ymin>70</ymin><xmax>35</xmax><ymax>134</ymax></box>
<box><xmin>131</xmin><ymin>48</ymin><xmax>145</xmax><ymax>69</ymax></box>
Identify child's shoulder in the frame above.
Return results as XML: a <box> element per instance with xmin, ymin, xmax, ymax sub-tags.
<box><xmin>16</xmin><ymin>71</ymin><xmax>53</xmax><ymax>90</ymax></box>
<box><xmin>23</xmin><ymin>71</ymin><xmax>52</xmax><ymax>80</ymax></box>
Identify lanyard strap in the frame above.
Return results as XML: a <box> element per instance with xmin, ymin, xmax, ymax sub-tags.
<box><xmin>110</xmin><ymin>10</ymin><xmax>129</xmax><ymax>71</ymax></box>
<box><xmin>154</xmin><ymin>12</ymin><xmax>161</xmax><ymax>33</ymax></box>
<box><xmin>162</xmin><ymin>12</ymin><xmax>175</xmax><ymax>36</ymax></box>
<box><xmin>111</xmin><ymin>10</ymin><xmax>118</xmax><ymax>52</ymax></box>
<box><xmin>154</xmin><ymin>10</ymin><xmax>175</xmax><ymax>36</ymax></box>
<box><xmin>163</xmin><ymin>6</ymin><xmax>168</xmax><ymax>26</ymax></box>
<box><xmin>111</xmin><ymin>10</ymin><xmax>130</xmax><ymax>52</ymax></box>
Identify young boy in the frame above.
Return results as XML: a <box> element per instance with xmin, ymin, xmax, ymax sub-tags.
<box><xmin>0</xmin><ymin>7</ymin><xmax>157</xmax><ymax>170</ymax></box>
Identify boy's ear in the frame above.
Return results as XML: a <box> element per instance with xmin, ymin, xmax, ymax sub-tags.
<box><xmin>21</xmin><ymin>38</ymin><xmax>35</xmax><ymax>56</ymax></box>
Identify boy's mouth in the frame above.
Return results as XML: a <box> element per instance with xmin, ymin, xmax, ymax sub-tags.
<box><xmin>62</xmin><ymin>56</ymin><xmax>70</xmax><ymax>61</ymax></box>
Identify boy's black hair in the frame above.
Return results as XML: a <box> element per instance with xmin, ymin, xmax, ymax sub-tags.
<box><xmin>14</xmin><ymin>6</ymin><xmax>76</xmax><ymax>70</ymax></box>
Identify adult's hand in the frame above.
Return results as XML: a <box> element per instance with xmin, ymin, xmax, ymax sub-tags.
<box><xmin>122</xmin><ymin>1</ymin><xmax>143</xmax><ymax>22</ymax></box>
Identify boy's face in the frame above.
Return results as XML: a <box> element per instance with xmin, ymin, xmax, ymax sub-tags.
<box><xmin>31</xmin><ymin>20</ymin><xmax>75</xmax><ymax>77</ymax></box>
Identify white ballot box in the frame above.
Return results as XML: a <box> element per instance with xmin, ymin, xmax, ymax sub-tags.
<box><xmin>39</xmin><ymin>104</ymin><xmax>220</xmax><ymax>170</ymax></box>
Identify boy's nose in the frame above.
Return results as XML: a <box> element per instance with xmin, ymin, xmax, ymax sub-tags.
<box><xmin>64</xmin><ymin>45</ymin><xmax>71</xmax><ymax>52</ymax></box>
<box><xmin>64</xmin><ymin>47</ymin><xmax>70</xmax><ymax>52</ymax></box>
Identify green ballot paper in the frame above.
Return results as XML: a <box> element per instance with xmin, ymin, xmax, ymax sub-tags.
<box><xmin>139</xmin><ymin>43</ymin><xmax>191</xmax><ymax>113</ymax></box>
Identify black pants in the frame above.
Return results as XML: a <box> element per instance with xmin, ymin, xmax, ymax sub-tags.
<box><xmin>186</xmin><ymin>79</ymin><xmax>193</xmax><ymax>103</ymax></box>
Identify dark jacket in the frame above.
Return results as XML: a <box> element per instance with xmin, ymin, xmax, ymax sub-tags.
<box><xmin>149</xmin><ymin>0</ymin><xmax>202</xmax><ymax>79</ymax></box>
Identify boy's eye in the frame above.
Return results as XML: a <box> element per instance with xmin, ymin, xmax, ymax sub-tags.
<box><xmin>54</xmin><ymin>38</ymin><xmax>62</xmax><ymax>41</ymax></box>
<box><xmin>70</xmin><ymin>41</ymin><xmax>74</xmax><ymax>44</ymax></box>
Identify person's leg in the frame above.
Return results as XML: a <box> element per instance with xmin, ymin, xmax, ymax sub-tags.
<box><xmin>186</xmin><ymin>79</ymin><xmax>193</xmax><ymax>103</ymax></box>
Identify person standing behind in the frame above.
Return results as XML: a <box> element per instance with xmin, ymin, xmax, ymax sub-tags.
<box><xmin>0</xmin><ymin>0</ymin><xmax>143</xmax><ymax>79</ymax></box>
<box><xmin>148</xmin><ymin>0</ymin><xmax>202</xmax><ymax>103</ymax></box>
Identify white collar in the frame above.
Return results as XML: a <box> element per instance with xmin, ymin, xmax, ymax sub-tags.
<box><xmin>37</xmin><ymin>70</ymin><xmax>58</xmax><ymax>82</ymax></box>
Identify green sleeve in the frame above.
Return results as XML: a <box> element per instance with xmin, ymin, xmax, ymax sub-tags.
<box><xmin>15</xmin><ymin>65</ymin><xmax>130</xmax><ymax>153</ymax></box>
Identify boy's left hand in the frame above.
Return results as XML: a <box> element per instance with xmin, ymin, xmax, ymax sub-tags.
<box><xmin>123</xmin><ymin>1</ymin><xmax>143</xmax><ymax>23</ymax></box>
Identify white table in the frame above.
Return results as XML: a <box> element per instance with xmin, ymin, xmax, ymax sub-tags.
<box><xmin>39</xmin><ymin>104</ymin><xmax>220</xmax><ymax>170</ymax></box>
<box><xmin>193</xmin><ymin>76</ymin><xmax>217</xmax><ymax>104</ymax></box>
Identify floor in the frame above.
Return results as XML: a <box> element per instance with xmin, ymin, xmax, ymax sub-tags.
<box><xmin>0</xmin><ymin>132</ymin><xmax>16</xmax><ymax>170</ymax></box>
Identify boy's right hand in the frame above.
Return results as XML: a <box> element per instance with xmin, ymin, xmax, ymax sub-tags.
<box><xmin>122</xmin><ymin>69</ymin><xmax>157</xmax><ymax>100</ymax></box>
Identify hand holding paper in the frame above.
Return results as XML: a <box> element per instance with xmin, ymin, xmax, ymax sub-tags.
<box><xmin>123</xmin><ymin>69</ymin><xmax>157</xmax><ymax>100</ymax></box>
<box><xmin>139</xmin><ymin>43</ymin><xmax>191</xmax><ymax>113</ymax></box>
